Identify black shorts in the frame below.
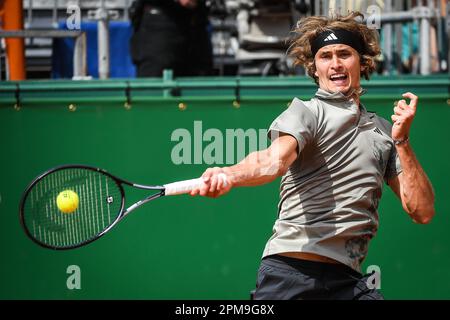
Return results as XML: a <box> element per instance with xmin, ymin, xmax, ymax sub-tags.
<box><xmin>252</xmin><ymin>255</ymin><xmax>384</xmax><ymax>300</ymax></box>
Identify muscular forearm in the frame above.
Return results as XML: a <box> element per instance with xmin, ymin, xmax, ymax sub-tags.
<box><xmin>223</xmin><ymin>149</ymin><xmax>287</xmax><ymax>187</ymax></box>
<box><xmin>191</xmin><ymin>134</ymin><xmax>297</xmax><ymax>198</ymax></box>
<box><xmin>396</xmin><ymin>142</ymin><xmax>435</xmax><ymax>223</ymax></box>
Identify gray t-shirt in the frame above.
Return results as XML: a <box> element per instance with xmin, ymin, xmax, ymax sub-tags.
<box><xmin>264</xmin><ymin>88</ymin><xmax>402</xmax><ymax>272</ymax></box>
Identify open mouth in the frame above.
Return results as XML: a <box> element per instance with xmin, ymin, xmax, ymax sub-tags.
<box><xmin>329</xmin><ymin>73</ymin><xmax>348</xmax><ymax>85</ymax></box>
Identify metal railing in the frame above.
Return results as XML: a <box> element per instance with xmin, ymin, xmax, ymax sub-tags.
<box><xmin>23</xmin><ymin>0</ymin><xmax>131</xmax><ymax>27</ymax></box>
<box><xmin>4</xmin><ymin>0</ymin><xmax>448</xmax><ymax>78</ymax></box>
<box><xmin>0</xmin><ymin>29</ymin><xmax>87</xmax><ymax>80</ymax></box>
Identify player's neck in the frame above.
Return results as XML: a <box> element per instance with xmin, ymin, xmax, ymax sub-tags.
<box><xmin>352</xmin><ymin>94</ymin><xmax>360</xmax><ymax>106</ymax></box>
<box><xmin>344</xmin><ymin>87</ymin><xmax>361</xmax><ymax>106</ymax></box>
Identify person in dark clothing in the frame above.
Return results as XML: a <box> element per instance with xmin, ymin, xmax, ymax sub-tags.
<box><xmin>129</xmin><ymin>0</ymin><xmax>213</xmax><ymax>77</ymax></box>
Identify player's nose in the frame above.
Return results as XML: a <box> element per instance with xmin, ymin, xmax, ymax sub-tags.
<box><xmin>330</xmin><ymin>55</ymin><xmax>343</xmax><ymax>69</ymax></box>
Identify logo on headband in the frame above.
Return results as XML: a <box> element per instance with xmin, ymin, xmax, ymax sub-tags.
<box><xmin>323</xmin><ymin>33</ymin><xmax>339</xmax><ymax>42</ymax></box>
<box><xmin>311</xmin><ymin>29</ymin><xmax>365</xmax><ymax>56</ymax></box>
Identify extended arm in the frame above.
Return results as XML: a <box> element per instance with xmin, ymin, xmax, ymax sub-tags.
<box><xmin>388</xmin><ymin>92</ymin><xmax>435</xmax><ymax>224</ymax></box>
<box><xmin>190</xmin><ymin>133</ymin><xmax>298</xmax><ymax>198</ymax></box>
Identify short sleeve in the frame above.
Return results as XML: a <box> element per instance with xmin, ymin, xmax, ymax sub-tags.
<box><xmin>384</xmin><ymin>147</ymin><xmax>402</xmax><ymax>183</ymax></box>
<box><xmin>267</xmin><ymin>98</ymin><xmax>318</xmax><ymax>153</ymax></box>
<box><xmin>376</xmin><ymin>117</ymin><xmax>403</xmax><ymax>183</ymax></box>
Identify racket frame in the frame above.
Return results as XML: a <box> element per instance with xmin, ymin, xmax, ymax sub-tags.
<box><xmin>19</xmin><ymin>164</ymin><xmax>165</xmax><ymax>250</ymax></box>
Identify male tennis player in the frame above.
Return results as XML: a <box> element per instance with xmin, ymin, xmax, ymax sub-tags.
<box><xmin>190</xmin><ymin>12</ymin><xmax>435</xmax><ymax>299</ymax></box>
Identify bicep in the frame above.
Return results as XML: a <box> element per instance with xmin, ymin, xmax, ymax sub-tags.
<box><xmin>267</xmin><ymin>133</ymin><xmax>299</xmax><ymax>170</ymax></box>
<box><xmin>388</xmin><ymin>173</ymin><xmax>402</xmax><ymax>200</ymax></box>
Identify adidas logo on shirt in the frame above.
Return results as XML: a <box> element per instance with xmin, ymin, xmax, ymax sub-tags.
<box><xmin>324</xmin><ymin>33</ymin><xmax>338</xmax><ymax>42</ymax></box>
<box><xmin>373</xmin><ymin>127</ymin><xmax>382</xmax><ymax>135</ymax></box>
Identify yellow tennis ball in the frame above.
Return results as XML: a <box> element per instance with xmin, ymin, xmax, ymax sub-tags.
<box><xmin>56</xmin><ymin>190</ymin><xmax>79</xmax><ymax>214</ymax></box>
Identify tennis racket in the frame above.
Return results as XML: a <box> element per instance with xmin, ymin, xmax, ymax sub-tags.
<box><xmin>19</xmin><ymin>164</ymin><xmax>227</xmax><ymax>250</ymax></box>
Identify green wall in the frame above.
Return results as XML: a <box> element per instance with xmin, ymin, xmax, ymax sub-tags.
<box><xmin>0</xmin><ymin>75</ymin><xmax>449</xmax><ymax>299</ymax></box>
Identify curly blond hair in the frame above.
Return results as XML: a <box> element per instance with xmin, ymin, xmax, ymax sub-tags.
<box><xmin>288</xmin><ymin>12</ymin><xmax>381</xmax><ymax>84</ymax></box>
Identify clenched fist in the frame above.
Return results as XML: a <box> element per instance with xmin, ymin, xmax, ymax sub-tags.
<box><xmin>190</xmin><ymin>167</ymin><xmax>233</xmax><ymax>198</ymax></box>
<box><xmin>391</xmin><ymin>92</ymin><xmax>418</xmax><ymax>142</ymax></box>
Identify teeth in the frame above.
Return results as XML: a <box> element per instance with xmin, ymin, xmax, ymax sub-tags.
<box><xmin>330</xmin><ymin>74</ymin><xmax>347</xmax><ymax>80</ymax></box>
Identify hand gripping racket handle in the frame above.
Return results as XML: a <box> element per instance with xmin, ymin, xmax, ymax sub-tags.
<box><xmin>164</xmin><ymin>173</ymin><xmax>228</xmax><ymax>196</ymax></box>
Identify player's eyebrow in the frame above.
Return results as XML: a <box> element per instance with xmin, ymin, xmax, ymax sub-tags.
<box><xmin>319</xmin><ymin>48</ymin><xmax>352</xmax><ymax>55</ymax></box>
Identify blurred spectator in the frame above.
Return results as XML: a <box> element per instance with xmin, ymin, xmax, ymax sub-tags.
<box><xmin>129</xmin><ymin>0</ymin><xmax>213</xmax><ymax>77</ymax></box>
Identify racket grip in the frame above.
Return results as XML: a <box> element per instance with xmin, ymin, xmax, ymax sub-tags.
<box><xmin>164</xmin><ymin>173</ymin><xmax>228</xmax><ymax>196</ymax></box>
<box><xmin>164</xmin><ymin>178</ymin><xmax>205</xmax><ymax>196</ymax></box>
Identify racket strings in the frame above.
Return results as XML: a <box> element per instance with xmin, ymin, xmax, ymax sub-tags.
<box><xmin>22</xmin><ymin>168</ymin><xmax>122</xmax><ymax>248</ymax></box>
